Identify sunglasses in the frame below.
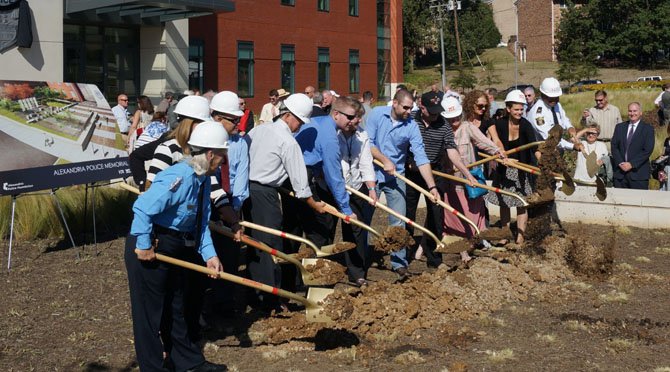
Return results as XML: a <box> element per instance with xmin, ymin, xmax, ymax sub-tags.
<box><xmin>216</xmin><ymin>114</ymin><xmax>240</xmax><ymax>124</ymax></box>
<box><xmin>119</xmin><ymin>98</ymin><xmax>128</xmax><ymax>101</ymax></box>
<box><xmin>587</xmin><ymin>132</ymin><xmax>599</xmax><ymax>136</ymax></box>
<box><xmin>336</xmin><ymin>110</ymin><xmax>357</xmax><ymax>121</ymax></box>
<box><xmin>401</xmin><ymin>105</ymin><xmax>413</xmax><ymax>111</ymax></box>
<box><xmin>475</xmin><ymin>104</ymin><xmax>487</xmax><ymax>109</ymax></box>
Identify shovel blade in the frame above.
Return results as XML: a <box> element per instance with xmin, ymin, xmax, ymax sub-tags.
<box><xmin>585</xmin><ymin>151</ymin><xmax>599</xmax><ymax>178</ymax></box>
<box><xmin>435</xmin><ymin>235</ymin><xmax>469</xmax><ymax>254</ymax></box>
<box><xmin>299</xmin><ymin>258</ymin><xmax>328</xmax><ymax>286</ymax></box>
<box><xmin>305</xmin><ymin>287</ymin><xmax>335</xmax><ymax>323</ymax></box>
<box><xmin>561</xmin><ymin>171</ymin><xmax>575</xmax><ymax>195</ymax></box>
<box><xmin>318</xmin><ymin>242</ymin><xmax>355</xmax><ymax>256</ymax></box>
<box><xmin>595</xmin><ymin>176</ymin><xmax>607</xmax><ymax>201</ymax></box>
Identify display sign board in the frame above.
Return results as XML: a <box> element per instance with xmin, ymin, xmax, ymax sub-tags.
<box><xmin>0</xmin><ymin>80</ymin><xmax>130</xmax><ymax>195</ymax></box>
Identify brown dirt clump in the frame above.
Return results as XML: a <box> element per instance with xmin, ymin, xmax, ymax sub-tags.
<box><xmin>566</xmin><ymin>236</ymin><xmax>614</xmax><ymax>278</ymax></box>
<box><xmin>437</xmin><ymin>237</ymin><xmax>473</xmax><ymax>254</ymax></box>
<box><xmin>293</xmin><ymin>245</ymin><xmax>317</xmax><ymax>259</ymax></box>
<box><xmin>373</xmin><ymin>226</ymin><xmax>414</xmax><ymax>253</ymax></box>
<box><xmin>477</xmin><ymin>226</ymin><xmax>514</xmax><ymax>242</ymax></box>
<box><xmin>525</xmin><ymin>203</ymin><xmax>554</xmax><ymax>244</ymax></box>
<box><xmin>320</xmin><ymin>290</ymin><xmax>355</xmax><ymax>322</ymax></box>
<box><xmin>331</xmin><ymin>241</ymin><xmax>356</xmax><ymax>253</ymax></box>
<box><xmin>304</xmin><ymin>259</ymin><xmax>347</xmax><ymax>285</ymax></box>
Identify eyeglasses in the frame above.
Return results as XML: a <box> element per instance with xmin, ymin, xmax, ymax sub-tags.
<box><xmin>401</xmin><ymin>105</ymin><xmax>413</xmax><ymax>111</ymax></box>
<box><xmin>587</xmin><ymin>132</ymin><xmax>599</xmax><ymax>136</ymax></box>
<box><xmin>119</xmin><ymin>99</ymin><xmax>128</xmax><ymax>101</ymax></box>
<box><xmin>336</xmin><ymin>110</ymin><xmax>357</xmax><ymax>121</ymax></box>
<box><xmin>215</xmin><ymin>114</ymin><xmax>240</xmax><ymax>125</ymax></box>
<box><xmin>475</xmin><ymin>104</ymin><xmax>487</xmax><ymax>109</ymax></box>
<box><xmin>239</xmin><ymin>102</ymin><xmax>246</xmax><ymax>106</ymax></box>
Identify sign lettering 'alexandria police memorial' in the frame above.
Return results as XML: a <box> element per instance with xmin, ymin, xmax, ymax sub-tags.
<box><xmin>0</xmin><ymin>80</ymin><xmax>131</xmax><ymax>196</ymax></box>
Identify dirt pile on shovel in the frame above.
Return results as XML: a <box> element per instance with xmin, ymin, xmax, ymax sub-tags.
<box><xmin>332</xmin><ymin>242</ymin><xmax>356</xmax><ymax>253</ymax></box>
<box><xmin>304</xmin><ymin>259</ymin><xmax>347</xmax><ymax>285</ymax></box>
<box><xmin>374</xmin><ymin>226</ymin><xmax>414</xmax><ymax>253</ymax></box>
<box><xmin>294</xmin><ymin>245</ymin><xmax>317</xmax><ymax>259</ymax></box>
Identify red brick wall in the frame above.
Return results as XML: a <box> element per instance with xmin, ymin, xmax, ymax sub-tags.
<box><xmin>190</xmin><ymin>0</ymin><xmax>378</xmax><ymax>113</ymax></box>
<box><xmin>518</xmin><ymin>0</ymin><xmax>554</xmax><ymax>62</ymax></box>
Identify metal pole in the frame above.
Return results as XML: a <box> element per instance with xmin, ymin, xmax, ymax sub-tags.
<box><xmin>51</xmin><ymin>189</ymin><xmax>79</xmax><ymax>259</ymax></box>
<box><xmin>7</xmin><ymin>195</ymin><xmax>17</xmax><ymax>271</ymax></box>
<box><xmin>454</xmin><ymin>3</ymin><xmax>462</xmax><ymax>66</ymax></box>
<box><xmin>440</xmin><ymin>26</ymin><xmax>447</xmax><ymax>88</ymax></box>
<box><xmin>514</xmin><ymin>1</ymin><xmax>519</xmax><ymax>87</ymax></box>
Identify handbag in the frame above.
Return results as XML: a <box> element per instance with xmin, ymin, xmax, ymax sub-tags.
<box><xmin>465</xmin><ymin>166</ymin><xmax>488</xmax><ymax>199</ymax></box>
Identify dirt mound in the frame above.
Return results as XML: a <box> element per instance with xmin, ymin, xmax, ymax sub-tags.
<box><xmin>304</xmin><ymin>259</ymin><xmax>347</xmax><ymax>285</ymax></box>
<box><xmin>321</xmin><ymin>290</ymin><xmax>355</xmax><ymax>322</ymax></box>
<box><xmin>331</xmin><ymin>242</ymin><xmax>356</xmax><ymax>253</ymax></box>
<box><xmin>373</xmin><ymin>226</ymin><xmax>414</xmax><ymax>253</ymax></box>
<box><xmin>566</xmin><ymin>236</ymin><xmax>614</xmax><ymax>278</ymax></box>
<box><xmin>294</xmin><ymin>245</ymin><xmax>316</xmax><ymax>259</ymax></box>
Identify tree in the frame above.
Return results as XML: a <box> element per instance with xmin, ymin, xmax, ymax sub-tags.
<box><xmin>479</xmin><ymin>60</ymin><xmax>501</xmax><ymax>87</ymax></box>
<box><xmin>451</xmin><ymin>68</ymin><xmax>477</xmax><ymax>91</ymax></box>
<box><xmin>402</xmin><ymin>0</ymin><xmax>432</xmax><ymax>73</ymax></box>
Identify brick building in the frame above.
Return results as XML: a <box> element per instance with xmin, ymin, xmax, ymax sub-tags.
<box><xmin>189</xmin><ymin>0</ymin><xmax>403</xmax><ymax>111</ymax></box>
<box><xmin>517</xmin><ymin>0</ymin><xmax>586</xmax><ymax>62</ymax></box>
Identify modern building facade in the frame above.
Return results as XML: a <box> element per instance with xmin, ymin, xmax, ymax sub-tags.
<box><xmin>0</xmin><ymin>0</ymin><xmax>233</xmax><ymax>105</ymax></box>
<box><xmin>188</xmin><ymin>0</ymin><xmax>403</xmax><ymax>111</ymax></box>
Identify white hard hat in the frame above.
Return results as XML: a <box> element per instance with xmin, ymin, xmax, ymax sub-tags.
<box><xmin>505</xmin><ymin>89</ymin><xmax>526</xmax><ymax>104</ymax></box>
<box><xmin>174</xmin><ymin>96</ymin><xmax>211</xmax><ymax>122</ymax></box>
<box><xmin>210</xmin><ymin>91</ymin><xmax>244</xmax><ymax>117</ymax></box>
<box><xmin>539</xmin><ymin>77</ymin><xmax>562</xmax><ymax>97</ymax></box>
<box><xmin>440</xmin><ymin>96</ymin><xmax>462</xmax><ymax>119</ymax></box>
<box><xmin>188</xmin><ymin>120</ymin><xmax>229</xmax><ymax>149</ymax></box>
<box><xmin>284</xmin><ymin>93</ymin><xmax>313</xmax><ymax>124</ymax></box>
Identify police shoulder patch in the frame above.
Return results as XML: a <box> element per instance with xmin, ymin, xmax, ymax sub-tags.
<box><xmin>169</xmin><ymin>177</ymin><xmax>183</xmax><ymax>192</ymax></box>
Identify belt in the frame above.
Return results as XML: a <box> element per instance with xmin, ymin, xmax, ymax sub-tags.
<box><xmin>153</xmin><ymin>224</ymin><xmax>194</xmax><ymax>240</ymax></box>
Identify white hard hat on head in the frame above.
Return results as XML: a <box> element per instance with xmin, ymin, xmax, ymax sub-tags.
<box><xmin>174</xmin><ymin>96</ymin><xmax>211</xmax><ymax>122</ymax></box>
<box><xmin>210</xmin><ymin>91</ymin><xmax>244</xmax><ymax>117</ymax></box>
<box><xmin>188</xmin><ymin>120</ymin><xmax>229</xmax><ymax>150</ymax></box>
<box><xmin>440</xmin><ymin>96</ymin><xmax>462</xmax><ymax>119</ymax></box>
<box><xmin>539</xmin><ymin>77</ymin><xmax>562</xmax><ymax>97</ymax></box>
<box><xmin>284</xmin><ymin>93</ymin><xmax>313</xmax><ymax>123</ymax></box>
<box><xmin>505</xmin><ymin>89</ymin><xmax>526</xmax><ymax>104</ymax></box>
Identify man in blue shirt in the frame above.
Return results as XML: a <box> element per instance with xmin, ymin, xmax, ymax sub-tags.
<box><xmin>367</xmin><ymin>89</ymin><xmax>441</xmax><ymax>278</ymax></box>
<box><xmin>125</xmin><ymin>121</ymin><xmax>228</xmax><ymax>372</ymax></box>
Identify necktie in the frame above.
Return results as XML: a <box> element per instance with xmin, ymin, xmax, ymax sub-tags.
<box><xmin>551</xmin><ymin>106</ymin><xmax>560</xmax><ymax>127</ymax></box>
<box><xmin>625</xmin><ymin>124</ymin><xmax>635</xmax><ymax>162</ymax></box>
<box><xmin>219</xmin><ymin>155</ymin><xmax>231</xmax><ymax>193</ymax></box>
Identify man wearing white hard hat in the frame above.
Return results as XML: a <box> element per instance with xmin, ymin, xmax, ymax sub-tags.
<box><xmin>247</xmin><ymin>93</ymin><xmax>326</xmax><ymax>311</ymax></box>
<box><xmin>125</xmin><ymin>121</ymin><xmax>229</xmax><ymax>372</ymax></box>
<box><xmin>526</xmin><ymin>77</ymin><xmax>583</xmax><ymax>152</ymax></box>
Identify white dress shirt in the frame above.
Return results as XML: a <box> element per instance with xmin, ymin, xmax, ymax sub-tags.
<box><xmin>248</xmin><ymin>119</ymin><xmax>312</xmax><ymax>198</ymax></box>
<box><xmin>338</xmin><ymin>128</ymin><xmax>376</xmax><ymax>191</ymax></box>
<box><xmin>526</xmin><ymin>99</ymin><xmax>575</xmax><ymax>150</ymax></box>
<box><xmin>112</xmin><ymin>104</ymin><xmax>130</xmax><ymax>133</ymax></box>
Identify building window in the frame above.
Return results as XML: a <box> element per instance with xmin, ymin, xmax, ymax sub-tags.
<box><xmin>189</xmin><ymin>39</ymin><xmax>204</xmax><ymax>93</ymax></box>
<box><xmin>318</xmin><ymin>48</ymin><xmax>330</xmax><ymax>91</ymax></box>
<box><xmin>237</xmin><ymin>41</ymin><xmax>254</xmax><ymax>97</ymax></box>
<box><xmin>281</xmin><ymin>44</ymin><xmax>295</xmax><ymax>93</ymax></box>
<box><xmin>349</xmin><ymin>0</ymin><xmax>359</xmax><ymax>16</ymax></box>
<box><xmin>318</xmin><ymin>0</ymin><xmax>329</xmax><ymax>12</ymax></box>
<box><xmin>349</xmin><ymin>49</ymin><xmax>360</xmax><ymax>93</ymax></box>
<box><xmin>281</xmin><ymin>0</ymin><xmax>294</xmax><ymax>6</ymax></box>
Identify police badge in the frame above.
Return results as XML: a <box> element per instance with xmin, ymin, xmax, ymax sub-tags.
<box><xmin>536</xmin><ymin>116</ymin><xmax>545</xmax><ymax>126</ymax></box>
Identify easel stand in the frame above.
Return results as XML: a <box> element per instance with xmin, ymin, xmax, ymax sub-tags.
<box><xmin>5</xmin><ymin>190</ymin><xmax>78</xmax><ymax>271</ymax></box>
<box><xmin>83</xmin><ymin>181</ymin><xmax>119</xmax><ymax>253</ymax></box>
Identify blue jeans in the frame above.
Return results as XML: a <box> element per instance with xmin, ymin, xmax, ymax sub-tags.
<box><xmin>375</xmin><ymin>178</ymin><xmax>408</xmax><ymax>270</ymax></box>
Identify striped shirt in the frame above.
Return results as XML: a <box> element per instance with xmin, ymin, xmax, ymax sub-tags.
<box><xmin>407</xmin><ymin>113</ymin><xmax>457</xmax><ymax>171</ymax></box>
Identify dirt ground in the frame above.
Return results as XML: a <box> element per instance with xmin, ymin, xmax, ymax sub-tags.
<box><xmin>1</xmin><ymin>209</ymin><xmax>670</xmax><ymax>371</ymax></box>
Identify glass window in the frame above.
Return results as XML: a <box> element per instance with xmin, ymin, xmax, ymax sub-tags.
<box><xmin>281</xmin><ymin>44</ymin><xmax>295</xmax><ymax>93</ymax></box>
<box><xmin>318</xmin><ymin>0</ymin><xmax>329</xmax><ymax>12</ymax></box>
<box><xmin>349</xmin><ymin>50</ymin><xmax>360</xmax><ymax>93</ymax></box>
<box><xmin>281</xmin><ymin>0</ymin><xmax>295</xmax><ymax>6</ymax></box>
<box><xmin>237</xmin><ymin>41</ymin><xmax>254</xmax><ymax>98</ymax></box>
<box><xmin>189</xmin><ymin>39</ymin><xmax>205</xmax><ymax>93</ymax></box>
<box><xmin>318</xmin><ymin>48</ymin><xmax>330</xmax><ymax>91</ymax></box>
<box><xmin>349</xmin><ymin>0</ymin><xmax>359</xmax><ymax>16</ymax></box>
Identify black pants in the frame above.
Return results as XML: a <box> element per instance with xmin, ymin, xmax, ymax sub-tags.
<box><xmin>124</xmin><ymin>234</ymin><xmax>205</xmax><ymax>371</ymax></box>
<box><xmin>340</xmin><ymin>185</ymin><xmax>371</xmax><ymax>281</ymax></box>
<box><xmin>404</xmin><ymin>170</ymin><xmax>443</xmax><ymax>267</ymax></box>
<box><xmin>246</xmin><ymin>182</ymin><xmax>283</xmax><ymax>308</ymax></box>
<box><xmin>211</xmin><ymin>229</ymin><xmax>241</xmax><ymax>312</ymax></box>
<box><xmin>614</xmin><ymin>174</ymin><xmax>649</xmax><ymax>190</ymax></box>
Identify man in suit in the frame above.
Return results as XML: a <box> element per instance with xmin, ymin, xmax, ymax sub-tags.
<box><xmin>611</xmin><ymin>102</ymin><xmax>655</xmax><ymax>189</ymax></box>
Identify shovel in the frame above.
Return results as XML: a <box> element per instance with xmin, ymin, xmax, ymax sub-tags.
<box><xmin>208</xmin><ymin>221</ymin><xmax>336</xmax><ymax>286</ymax></box>
<box><xmin>481</xmin><ymin>153</ymin><xmax>576</xmax><ymax>196</ymax></box>
<box><xmin>431</xmin><ymin>169</ymin><xmax>529</xmax><ymax>207</ymax></box>
<box><xmin>374</xmin><ymin>159</ymin><xmax>481</xmax><ymax>235</ymax></box>
<box><xmin>572</xmin><ymin>176</ymin><xmax>607</xmax><ymax>201</ymax></box>
<box><xmin>585</xmin><ymin>151</ymin><xmax>599</xmax><ymax>178</ymax></box>
<box><xmin>345</xmin><ymin>185</ymin><xmax>460</xmax><ymax>251</ymax></box>
<box><xmin>238</xmin><ymin>221</ymin><xmax>354</xmax><ymax>257</ymax></box>
<box><xmin>119</xmin><ymin>182</ymin><xmax>141</xmax><ymax>195</ymax></box>
<box><xmin>154</xmin><ymin>253</ymin><xmax>334</xmax><ymax>323</ymax></box>
<box><xmin>467</xmin><ymin>141</ymin><xmax>544</xmax><ymax>169</ymax></box>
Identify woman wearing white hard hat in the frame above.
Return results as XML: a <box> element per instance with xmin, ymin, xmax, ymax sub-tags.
<box><xmin>246</xmin><ymin>93</ymin><xmax>326</xmax><ymax>312</ymax></box>
<box><xmin>440</xmin><ymin>97</ymin><xmax>503</xmax><ymax>263</ymax></box>
<box><xmin>125</xmin><ymin>120</ymin><xmax>229</xmax><ymax>372</ymax></box>
<box><xmin>485</xmin><ymin>90</ymin><xmax>538</xmax><ymax>244</ymax></box>
<box><xmin>129</xmin><ymin>95</ymin><xmax>211</xmax><ymax>191</ymax></box>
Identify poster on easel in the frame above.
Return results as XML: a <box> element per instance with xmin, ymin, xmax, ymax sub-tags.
<box><xmin>0</xmin><ymin>80</ymin><xmax>131</xmax><ymax>195</ymax></box>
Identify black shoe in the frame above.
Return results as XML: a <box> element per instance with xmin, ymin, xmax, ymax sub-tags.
<box><xmin>355</xmin><ymin>278</ymin><xmax>369</xmax><ymax>287</ymax></box>
<box><xmin>394</xmin><ymin>266</ymin><xmax>409</xmax><ymax>280</ymax></box>
<box><xmin>186</xmin><ymin>361</ymin><xmax>228</xmax><ymax>372</ymax></box>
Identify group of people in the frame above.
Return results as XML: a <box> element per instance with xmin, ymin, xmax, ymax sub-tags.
<box><xmin>120</xmin><ymin>75</ymin><xmax>659</xmax><ymax>370</ymax></box>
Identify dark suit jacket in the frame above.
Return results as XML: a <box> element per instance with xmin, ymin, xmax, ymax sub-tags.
<box><xmin>311</xmin><ymin>105</ymin><xmax>328</xmax><ymax>118</ymax></box>
<box><xmin>611</xmin><ymin>120</ymin><xmax>655</xmax><ymax>181</ymax></box>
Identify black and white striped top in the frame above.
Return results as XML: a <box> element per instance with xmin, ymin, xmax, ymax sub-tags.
<box><xmin>146</xmin><ymin>139</ymin><xmax>184</xmax><ymax>183</ymax></box>
<box><xmin>416</xmin><ymin>113</ymin><xmax>457</xmax><ymax>164</ymax></box>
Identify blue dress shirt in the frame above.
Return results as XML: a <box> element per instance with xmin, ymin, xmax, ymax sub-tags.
<box><xmin>365</xmin><ymin>106</ymin><xmax>430</xmax><ymax>183</ymax></box>
<box><xmin>295</xmin><ymin>115</ymin><xmax>353</xmax><ymax>215</ymax></box>
<box><xmin>130</xmin><ymin>161</ymin><xmax>216</xmax><ymax>261</ymax></box>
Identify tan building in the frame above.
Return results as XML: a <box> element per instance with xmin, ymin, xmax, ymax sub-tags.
<box><xmin>489</xmin><ymin>0</ymin><xmax>517</xmax><ymax>44</ymax></box>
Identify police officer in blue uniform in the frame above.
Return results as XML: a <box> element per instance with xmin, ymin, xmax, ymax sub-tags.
<box><xmin>125</xmin><ymin>121</ymin><xmax>230</xmax><ymax>372</ymax></box>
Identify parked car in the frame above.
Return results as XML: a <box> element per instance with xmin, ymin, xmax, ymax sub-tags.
<box><xmin>636</xmin><ymin>76</ymin><xmax>662</xmax><ymax>82</ymax></box>
<box><xmin>569</xmin><ymin>79</ymin><xmax>604</xmax><ymax>92</ymax></box>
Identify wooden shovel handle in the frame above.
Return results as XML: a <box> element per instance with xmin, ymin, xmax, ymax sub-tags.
<box><xmin>208</xmin><ymin>221</ymin><xmax>303</xmax><ymax>268</ymax></box>
<box><xmin>345</xmin><ymin>185</ymin><xmax>443</xmax><ymax>248</ymax></box>
<box><xmin>482</xmin><ymin>153</ymin><xmax>566</xmax><ymax>181</ymax></box>
<box><xmin>155</xmin><ymin>253</ymin><xmax>317</xmax><ymax>308</ymax></box>
<box><xmin>467</xmin><ymin>141</ymin><xmax>544</xmax><ymax>169</ymax></box>
<box><xmin>119</xmin><ymin>182</ymin><xmax>141</xmax><ymax>195</ymax></box>
<box><xmin>321</xmin><ymin>202</ymin><xmax>381</xmax><ymax>237</ymax></box>
<box><xmin>373</xmin><ymin>159</ymin><xmax>480</xmax><ymax>235</ymax></box>
<box><xmin>432</xmin><ymin>169</ymin><xmax>529</xmax><ymax>207</ymax></box>
<box><xmin>238</xmin><ymin>221</ymin><xmax>321</xmax><ymax>254</ymax></box>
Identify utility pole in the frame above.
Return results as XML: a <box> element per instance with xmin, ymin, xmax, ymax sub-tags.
<box><xmin>449</xmin><ymin>0</ymin><xmax>463</xmax><ymax>66</ymax></box>
<box><xmin>514</xmin><ymin>0</ymin><xmax>519</xmax><ymax>87</ymax></box>
<box><xmin>430</xmin><ymin>0</ymin><xmax>448</xmax><ymax>89</ymax></box>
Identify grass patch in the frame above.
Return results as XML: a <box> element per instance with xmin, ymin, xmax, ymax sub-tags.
<box><xmin>606</xmin><ymin>338</ymin><xmax>633</xmax><ymax>353</ymax></box>
<box><xmin>599</xmin><ymin>290</ymin><xmax>629</xmax><ymax>303</ymax></box>
<box><xmin>565</xmin><ymin>281</ymin><xmax>593</xmax><ymax>291</ymax></box>
<box><xmin>478</xmin><ymin>314</ymin><xmax>506</xmax><ymax>327</ymax></box>
<box><xmin>615</xmin><ymin>226</ymin><xmax>632</xmax><ymax>235</ymax></box>
<box><xmin>485</xmin><ymin>348</ymin><xmax>515</xmax><ymax>363</ymax></box>
<box><xmin>653</xmin><ymin>368</ymin><xmax>670</xmax><ymax>372</ymax></box>
<box><xmin>535</xmin><ymin>333</ymin><xmax>557</xmax><ymax>343</ymax></box>
<box><xmin>393</xmin><ymin>350</ymin><xmax>426</xmax><ymax>365</ymax></box>
<box><xmin>564</xmin><ymin>320</ymin><xmax>588</xmax><ymax>331</ymax></box>
<box><xmin>654</xmin><ymin>247</ymin><xmax>670</xmax><ymax>255</ymax></box>
<box><xmin>616</xmin><ymin>263</ymin><xmax>634</xmax><ymax>271</ymax></box>
<box><xmin>635</xmin><ymin>256</ymin><xmax>651</xmax><ymax>263</ymax></box>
